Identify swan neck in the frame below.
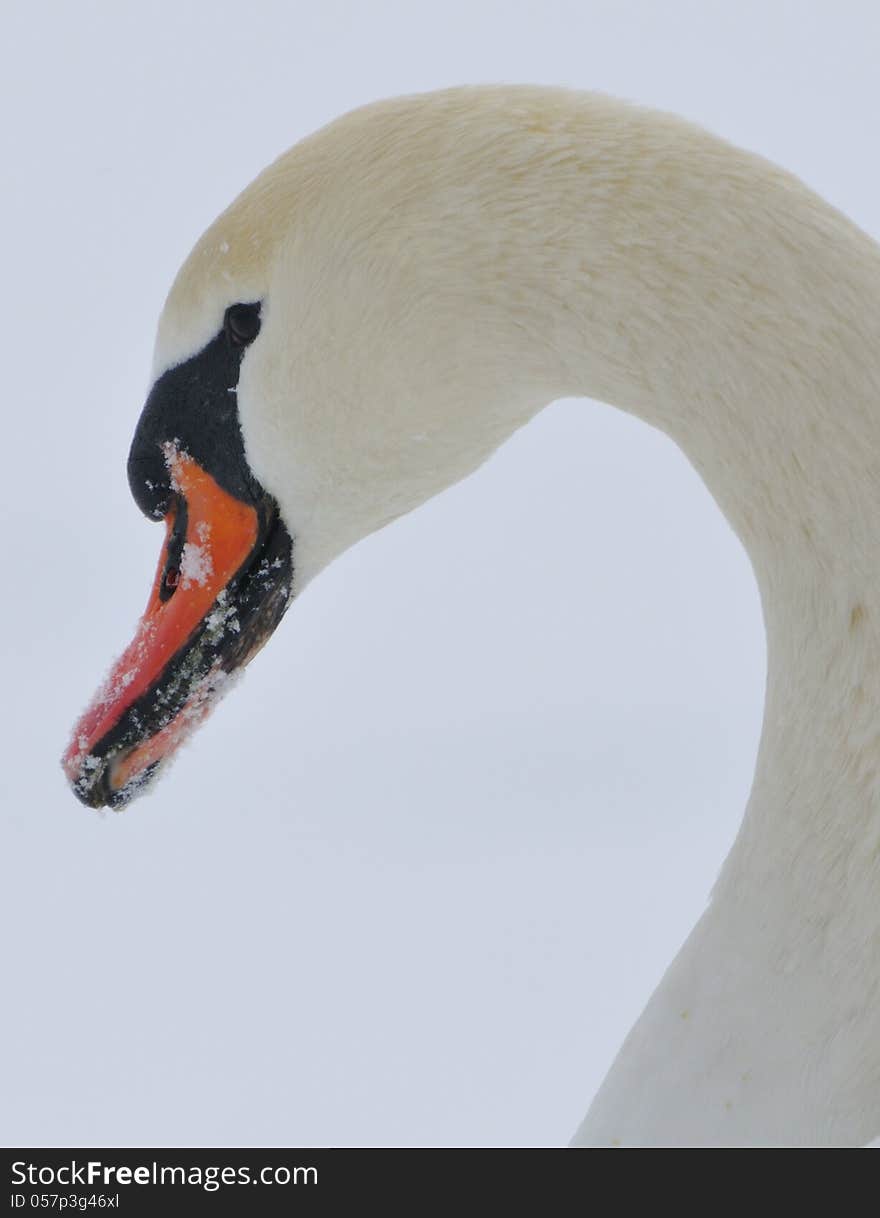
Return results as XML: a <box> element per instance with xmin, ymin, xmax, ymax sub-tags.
<box><xmin>520</xmin><ymin>108</ymin><xmax>880</xmax><ymax>1144</ymax></box>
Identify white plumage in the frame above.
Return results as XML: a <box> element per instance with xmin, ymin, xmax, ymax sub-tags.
<box><xmin>153</xmin><ymin>87</ymin><xmax>880</xmax><ymax>1146</ymax></box>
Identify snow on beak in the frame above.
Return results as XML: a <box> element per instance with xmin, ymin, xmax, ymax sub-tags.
<box><xmin>62</xmin><ymin>443</ymin><xmax>292</xmax><ymax>808</ymax></box>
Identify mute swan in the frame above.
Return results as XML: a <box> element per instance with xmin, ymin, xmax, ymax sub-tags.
<box><xmin>63</xmin><ymin>86</ymin><xmax>880</xmax><ymax>1147</ymax></box>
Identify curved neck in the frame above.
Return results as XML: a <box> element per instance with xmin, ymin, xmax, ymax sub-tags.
<box><xmin>376</xmin><ymin>92</ymin><xmax>880</xmax><ymax>1145</ymax></box>
<box><xmin>474</xmin><ymin>97</ymin><xmax>880</xmax><ymax>1146</ymax></box>
<box><xmin>254</xmin><ymin>89</ymin><xmax>880</xmax><ymax>1142</ymax></box>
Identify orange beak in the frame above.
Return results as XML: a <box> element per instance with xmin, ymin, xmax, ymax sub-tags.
<box><xmin>62</xmin><ymin>443</ymin><xmax>291</xmax><ymax>808</ymax></box>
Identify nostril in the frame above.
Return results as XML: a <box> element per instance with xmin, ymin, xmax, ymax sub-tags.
<box><xmin>158</xmin><ymin>495</ymin><xmax>188</xmax><ymax>603</ymax></box>
<box><xmin>160</xmin><ymin>564</ymin><xmax>181</xmax><ymax>601</ymax></box>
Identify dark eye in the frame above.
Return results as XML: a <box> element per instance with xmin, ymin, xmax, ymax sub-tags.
<box><xmin>224</xmin><ymin>302</ymin><xmax>261</xmax><ymax>347</ymax></box>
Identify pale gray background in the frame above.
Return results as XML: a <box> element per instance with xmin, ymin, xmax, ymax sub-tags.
<box><xmin>2</xmin><ymin>1</ymin><xmax>877</xmax><ymax>1147</ymax></box>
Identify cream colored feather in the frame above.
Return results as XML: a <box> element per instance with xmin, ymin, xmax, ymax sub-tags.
<box><xmin>154</xmin><ymin>87</ymin><xmax>880</xmax><ymax>1146</ymax></box>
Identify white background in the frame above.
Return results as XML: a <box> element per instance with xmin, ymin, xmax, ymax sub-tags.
<box><xmin>2</xmin><ymin>1</ymin><xmax>878</xmax><ymax>1147</ymax></box>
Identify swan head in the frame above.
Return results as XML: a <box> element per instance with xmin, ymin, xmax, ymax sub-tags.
<box><xmin>62</xmin><ymin>87</ymin><xmax>595</xmax><ymax>808</ymax></box>
<box><xmin>62</xmin><ymin>213</ymin><xmax>296</xmax><ymax>806</ymax></box>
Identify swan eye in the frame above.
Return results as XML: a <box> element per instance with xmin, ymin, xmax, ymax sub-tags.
<box><xmin>224</xmin><ymin>302</ymin><xmax>261</xmax><ymax>347</ymax></box>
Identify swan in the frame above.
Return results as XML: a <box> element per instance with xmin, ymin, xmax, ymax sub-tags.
<box><xmin>62</xmin><ymin>86</ymin><xmax>880</xmax><ymax>1147</ymax></box>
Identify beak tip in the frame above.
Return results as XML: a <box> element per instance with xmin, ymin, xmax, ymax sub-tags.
<box><xmin>62</xmin><ymin>748</ymin><xmax>160</xmax><ymax>812</ymax></box>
